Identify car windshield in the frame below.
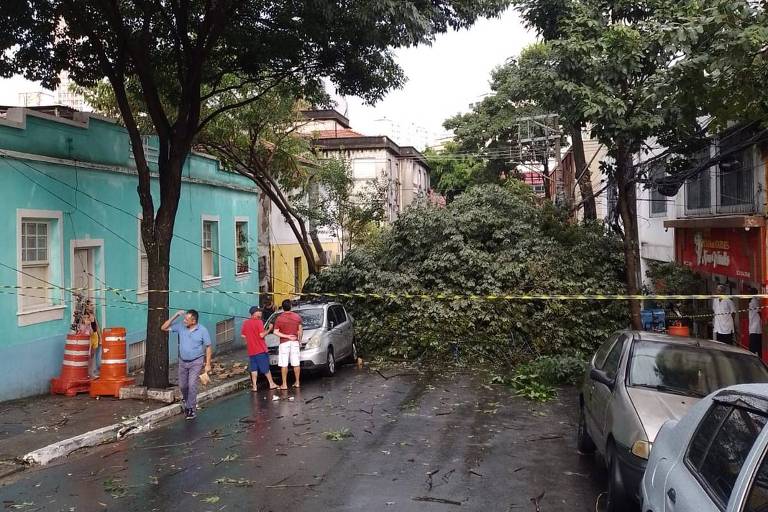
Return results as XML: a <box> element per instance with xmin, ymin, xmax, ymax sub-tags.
<box><xmin>628</xmin><ymin>341</ymin><xmax>768</xmax><ymax>398</ymax></box>
<box><xmin>265</xmin><ymin>308</ymin><xmax>325</xmax><ymax>330</ymax></box>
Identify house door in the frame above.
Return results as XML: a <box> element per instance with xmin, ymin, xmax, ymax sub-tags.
<box><xmin>72</xmin><ymin>247</ymin><xmax>94</xmax><ymax>324</ymax></box>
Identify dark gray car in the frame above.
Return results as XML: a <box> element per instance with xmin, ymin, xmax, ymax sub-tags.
<box><xmin>578</xmin><ymin>330</ymin><xmax>768</xmax><ymax>512</ymax></box>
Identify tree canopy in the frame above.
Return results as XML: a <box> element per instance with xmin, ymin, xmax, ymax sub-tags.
<box><xmin>306</xmin><ymin>183</ymin><xmax>628</xmax><ymax>366</ymax></box>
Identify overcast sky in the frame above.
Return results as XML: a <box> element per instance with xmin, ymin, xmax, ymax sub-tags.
<box><xmin>0</xmin><ymin>7</ymin><xmax>535</xmax><ymax>146</ymax></box>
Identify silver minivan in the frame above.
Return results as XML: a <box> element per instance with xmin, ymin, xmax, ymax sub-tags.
<box><xmin>264</xmin><ymin>301</ymin><xmax>357</xmax><ymax>376</ymax></box>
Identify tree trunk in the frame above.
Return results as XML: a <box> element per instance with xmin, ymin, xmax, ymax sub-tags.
<box><xmin>143</xmin><ymin>236</ymin><xmax>171</xmax><ymax>388</ymax></box>
<box><xmin>142</xmin><ymin>144</ymin><xmax>185</xmax><ymax>389</ymax></box>
<box><xmin>542</xmin><ymin>154</ymin><xmax>551</xmax><ymax>200</ymax></box>
<box><xmin>616</xmin><ymin>142</ymin><xmax>642</xmax><ymax>330</ymax></box>
<box><xmin>570</xmin><ymin>125</ymin><xmax>597</xmax><ymax>221</ymax></box>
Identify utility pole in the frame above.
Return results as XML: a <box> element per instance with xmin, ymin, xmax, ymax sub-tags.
<box><xmin>513</xmin><ymin>114</ymin><xmax>566</xmax><ymax>203</ymax></box>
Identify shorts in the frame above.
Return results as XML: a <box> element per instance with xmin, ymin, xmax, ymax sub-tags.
<box><xmin>278</xmin><ymin>341</ymin><xmax>300</xmax><ymax>368</ymax></box>
<box><xmin>249</xmin><ymin>353</ymin><xmax>270</xmax><ymax>374</ymax></box>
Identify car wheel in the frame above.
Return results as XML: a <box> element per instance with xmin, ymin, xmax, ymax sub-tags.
<box><xmin>606</xmin><ymin>443</ymin><xmax>632</xmax><ymax>512</ymax></box>
<box><xmin>324</xmin><ymin>347</ymin><xmax>336</xmax><ymax>377</ymax></box>
<box><xmin>577</xmin><ymin>404</ymin><xmax>596</xmax><ymax>454</ymax></box>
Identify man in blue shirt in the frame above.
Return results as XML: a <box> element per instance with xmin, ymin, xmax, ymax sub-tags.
<box><xmin>162</xmin><ymin>309</ymin><xmax>212</xmax><ymax>419</ymax></box>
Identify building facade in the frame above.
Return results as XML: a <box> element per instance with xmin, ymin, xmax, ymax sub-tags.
<box><xmin>639</xmin><ymin>128</ymin><xmax>767</xmax><ymax>349</ymax></box>
<box><xmin>0</xmin><ymin>107</ymin><xmax>260</xmax><ymax>401</ymax></box>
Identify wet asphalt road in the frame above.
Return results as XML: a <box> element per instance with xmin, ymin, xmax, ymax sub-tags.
<box><xmin>0</xmin><ymin>366</ymin><xmax>606</xmax><ymax>511</ymax></box>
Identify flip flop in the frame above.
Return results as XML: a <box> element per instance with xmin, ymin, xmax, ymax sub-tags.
<box><xmin>250</xmin><ymin>388</ymin><xmax>258</xmax><ymax>392</ymax></box>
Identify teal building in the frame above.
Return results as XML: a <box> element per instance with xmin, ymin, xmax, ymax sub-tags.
<box><xmin>0</xmin><ymin>107</ymin><xmax>259</xmax><ymax>401</ymax></box>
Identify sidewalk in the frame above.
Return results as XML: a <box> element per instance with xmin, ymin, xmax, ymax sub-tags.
<box><xmin>0</xmin><ymin>346</ymin><xmax>251</xmax><ymax>478</ymax></box>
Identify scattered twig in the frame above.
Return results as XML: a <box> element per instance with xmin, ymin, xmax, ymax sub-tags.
<box><xmin>265</xmin><ymin>483</ymin><xmax>317</xmax><ymax>489</ymax></box>
<box><xmin>305</xmin><ymin>395</ymin><xmax>323</xmax><ymax>404</ymax></box>
<box><xmin>100</xmin><ymin>448</ymin><xmax>124</xmax><ymax>459</ymax></box>
<box><xmin>435</xmin><ymin>410</ymin><xmax>454</xmax><ymax>416</ymax></box>
<box><xmin>469</xmin><ymin>470</ymin><xmax>483</xmax><ymax>478</ymax></box>
<box><xmin>513</xmin><ymin>466</ymin><xmax>526</xmax><ymax>473</ymax></box>
<box><xmin>527</xmin><ymin>434</ymin><xmax>563</xmax><ymax>442</ymax></box>
<box><xmin>412</xmin><ymin>497</ymin><xmax>462</xmax><ymax>506</ymax></box>
<box><xmin>531</xmin><ymin>491</ymin><xmax>545</xmax><ymax>512</ymax></box>
<box><xmin>359</xmin><ymin>408</ymin><xmax>373</xmax><ymax>415</ymax></box>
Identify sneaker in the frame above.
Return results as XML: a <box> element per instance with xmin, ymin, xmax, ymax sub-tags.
<box><xmin>185</xmin><ymin>408</ymin><xmax>196</xmax><ymax>420</ymax></box>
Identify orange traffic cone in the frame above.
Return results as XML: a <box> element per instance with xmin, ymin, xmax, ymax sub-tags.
<box><xmin>90</xmin><ymin>327</ymin><xmax>135</xmax><ymax>398</ymax></box>
<box><xmin>51</xmin><ymin>333</ymin><xmax>92</xmax><ymax>396</ymax></box>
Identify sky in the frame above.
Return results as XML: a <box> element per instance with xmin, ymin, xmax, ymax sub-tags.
<box><xmin>0</xmin><ymin>7</ymin><xmax>536</xmax><ymax>148</ymax></box>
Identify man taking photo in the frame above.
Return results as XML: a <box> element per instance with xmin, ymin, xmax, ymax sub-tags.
<box><xmin>162</xmin><ymin>309</ymin><xmax>212</xmax><ymax>420</ymax></box>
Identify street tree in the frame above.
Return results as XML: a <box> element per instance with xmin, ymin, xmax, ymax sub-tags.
<box><xmin>423</xmin><ymin>141</ymin><xmax>486</xmax><ymax>202</ymax></box>
<box><xmin>443</xmin><ymin>68</ymin><xmax>546</xmax><ymax>194</ymax></box>
<box><xmin>505</xmin><ymin>27</ymin><xmax>598</xmax><ymax>219</ymax></box>
<box><xmin>301</xmin><ymin>157</ymin><xmax>387</xmax><ymax>258</ymax></box>
<box><xmin>1</xmin><ymin>0</ymin><xmax>510</xmax><ymax>388</ymax></box>
<box><xmin>509</xmin><ymin>0</ymin><xmax>702</xmax><ymax>328</ymax></box>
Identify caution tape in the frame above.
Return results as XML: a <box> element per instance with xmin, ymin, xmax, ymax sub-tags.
<box><xmin>1</xmin><ymin>284</ymin><xmax>768</xmax><ymax>301</ymax></box>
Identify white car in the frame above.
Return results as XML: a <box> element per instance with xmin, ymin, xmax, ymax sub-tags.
<box><xmin>642</xmin><ymin>383</ymin><xmax>768</xmax><ymax>512</ymax></box>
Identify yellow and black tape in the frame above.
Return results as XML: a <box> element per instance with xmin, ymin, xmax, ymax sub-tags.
<box><xmin>2</xmin><ymin>284</ymin><xmax>768</xmax><ymax>302</ymax></box>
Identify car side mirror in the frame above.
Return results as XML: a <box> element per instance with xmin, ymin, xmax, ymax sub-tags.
<box><xmin>590</xmin><ymin>367</ymin><xmax>615</xmax><ymax>389</ymax></box>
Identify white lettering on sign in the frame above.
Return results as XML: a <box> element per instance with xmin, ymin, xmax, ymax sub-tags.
<box><xmin>694</xmin><ymin>232</ymin><xmax>731</xmax><ymax>269</ymax></box>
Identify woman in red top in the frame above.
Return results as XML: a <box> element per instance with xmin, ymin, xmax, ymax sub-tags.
<box><xmin>241</xmin><ymin>306</ymin><xmax>278</xmax><ymax>391</ymax></box>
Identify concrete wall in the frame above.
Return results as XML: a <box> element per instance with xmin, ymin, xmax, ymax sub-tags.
<box><xmin>0</xmin><ymin>109</ymin><xmax>260</xmax><ymax>401</ymax></box>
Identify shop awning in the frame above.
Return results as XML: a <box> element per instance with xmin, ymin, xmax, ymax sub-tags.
<box><xmin>664</xmin><ymin>215</ymin><xmax>765</xmax><ymax>230</ymax></box>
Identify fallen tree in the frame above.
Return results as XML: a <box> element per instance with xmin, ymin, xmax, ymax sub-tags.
<box><xmin>305</xmin><ymin>182</ymin><xmax>628</xmax><ymax>367</ymax></box>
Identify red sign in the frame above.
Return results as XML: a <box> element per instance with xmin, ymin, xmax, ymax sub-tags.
<box><xmin>678</xmin><ymin>228</ymin><xmax>760</xmax><ymax>281</ymax></box>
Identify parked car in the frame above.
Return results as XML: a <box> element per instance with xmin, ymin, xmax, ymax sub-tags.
<box><xmin>264</xmin><ymin>301</ymin><xmax>356</xmax><ymax>376</ymax></box>
<box><xmin>642</xmin><ymin>384</ymin><xmax>768</xmax><ymax>512</ymax></box>
<box><xmin>578</xmin><ymin>330</ymin><xmax>768</xmax><ymax>511</ymax></box>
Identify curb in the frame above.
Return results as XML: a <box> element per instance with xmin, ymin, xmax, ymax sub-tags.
<box><xmin>22</xmin><ymin>377</ymin><xmax>250</xmax><ymax>466</ymax></box>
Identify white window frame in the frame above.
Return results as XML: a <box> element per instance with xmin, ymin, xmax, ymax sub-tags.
<box><xmin>137</xmin><ymin>216</ymin><xmax>149</xmax><ymax>302</ymax></box>
<box><xmin>201</xmin><ymin>214</ymin><xmax>221</xmax><ymax>287</ymax></box>
<box><xmin>16</xmin><ymin>209</ymin><xmax>65</xmax><ymax>326</ymax></box>
<box><xmin>234</xmin><ymin>216</ymin><xmax>251</xmax><ymax>280</ymax></box>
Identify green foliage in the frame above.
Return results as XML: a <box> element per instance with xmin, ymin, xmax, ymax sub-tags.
<box><xmin>306</xmin><ymin>184</ymin><xmax>628</xmax><ymax>368</ymax></box>
<box><xmin>515</xmin><ymin>354</ymin><xmax>588</xmax><ymax>387</ymax></box>
<box><xmin>302</xmin><ymin>157</ymin><xmax>387</xmax><ymax>254</ymax></box>
<box><xmin>324</xmin><ymin>428</ymin><xmax>353</xmax><ymax>441</ymax></box>
<box><xmin>507</xmin><ymin>372</ymin><xmax>557</xmax><ymax>402</ymax></box>
<box><xmin>645</xmin><ymin>261</ymin><xmax>702</xmax><ymax>296</ymax></box>
<box><xmin>423</xmin><ymin>141</ymin><xmax>487</xmax><ymax>201</ymax></box>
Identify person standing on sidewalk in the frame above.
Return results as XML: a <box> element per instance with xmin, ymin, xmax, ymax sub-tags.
<box><xmin>162</xmin><ymin>309</ymin><xmax>212</xmax><ymax>420</ymax></box>
<box><xmin>749</xmin><ymin>287</ymin><xmax>763</xmax><ymax>356</ymax></box>
<box><xmin>713</xmin><ymin>283</ymin><xmax>737</xmax><ymax>345</ymax></box>
<box><xmin>274</xmin><ymin>299</ymin><xmax>303</xmax><ymax>389</ymax></box>
<box><xmin>241</xmin><ymin>306</ymin><xmax>278</xmax><ymax>391</ymax></box>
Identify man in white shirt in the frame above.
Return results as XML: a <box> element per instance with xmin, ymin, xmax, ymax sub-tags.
<box><xmin>749</xmin><ymin>287</ymin><xmax>763</xmax><ymax>356</ymax></box>
<box><xmin>713</xmin><ymin>283</ymin><xmax>737</xmax><ymax>345</ymax></box>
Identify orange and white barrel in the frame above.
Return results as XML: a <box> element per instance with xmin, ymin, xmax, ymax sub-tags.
<box><xmin>90</xmin><ymin>327</ymin><xmax>135</xmax><ymax>397</ymax></box>
<box><xmin>50</xmin><ymin>333</ymin><xmax>91</xmax><ymax>396</ymax></box>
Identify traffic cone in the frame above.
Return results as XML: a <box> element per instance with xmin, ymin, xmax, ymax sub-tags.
<box><xmin>51</xmin><ymin>333</ymin><xmax>92</xmax><ymax>396</ymax></box>
<box><xmin>90</xmin><ymin>327</ymin><xmax>135</xmax><ymax>398</ymax></box>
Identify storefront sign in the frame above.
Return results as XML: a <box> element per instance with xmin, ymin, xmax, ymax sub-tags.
<box><xmin>678</xmin><ymin>228</ymin><xmax>759</xmax><ymax>280</ymax></box>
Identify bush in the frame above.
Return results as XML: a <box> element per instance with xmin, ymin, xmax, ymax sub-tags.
<box><xmin>306</xmin><ymin>184</ymin><xmax>628</xmax><ymax>369</ymax></box>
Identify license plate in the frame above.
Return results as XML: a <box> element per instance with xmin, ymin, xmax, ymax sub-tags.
<box><xmin>269</xmin><ymin>355</ymin><xmax>278</xmax><ymax>366</ymax></box>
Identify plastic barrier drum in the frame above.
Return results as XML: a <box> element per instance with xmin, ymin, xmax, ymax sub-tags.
<box><xmin>90</xmin><ymin>327</ymin><xmax>135</xmax><ymax>397</ymax></box>
<box><xmin>667</xmin><ymin>321</ymin><xmax>690</xmax><ymax>337</ymax></box>
<box><xmin>51</xmin><ymin>333</ymin><xmax>92</xmax><ymax>396</ymax></box>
